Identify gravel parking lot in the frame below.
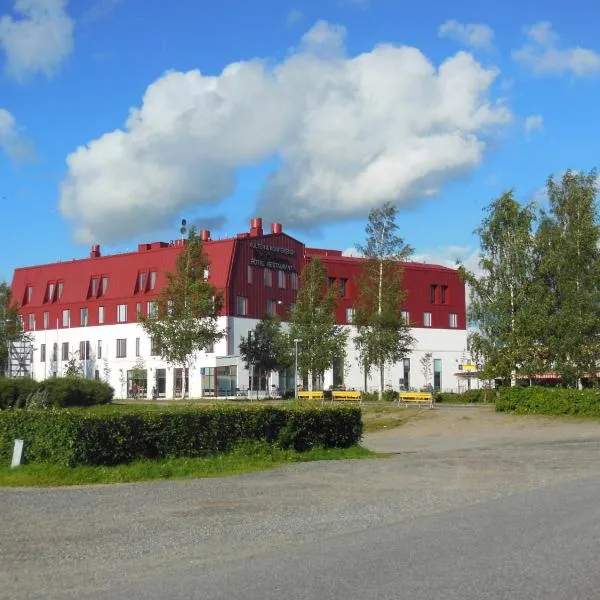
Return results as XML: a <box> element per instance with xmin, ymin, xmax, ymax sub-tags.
<box><xmin>2</xmin><ymin>406</ymin><xmax>600</xmax><ymax>600</ymax></box>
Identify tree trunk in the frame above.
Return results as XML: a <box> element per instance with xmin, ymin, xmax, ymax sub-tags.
<box><xmin>379</xmin><ymin>361</ymin><xmax>384</xmax><ymax>401</ymax></box>
<box><xmin>363</xmin><ymin>362</ymin><xmax>368</xmax><ymax>393</ymax></box>
<box><xmin>510</xmin><ymin>369</ymin><xmax>517</xmax><ymax>388</ymax></box>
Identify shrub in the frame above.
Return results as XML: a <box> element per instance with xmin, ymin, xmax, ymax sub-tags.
<box><xmin>34</xmin><ymin>377</ymin><xmax>114</xmax><ymax>407</ymax></box>
<box><xmin>0</xmin><ymin>404</ymin><xmax>363</xmax><ymax>466</ymax></box>
<box><xmin>0</xmin><ymin>378</ymin><xmax>39</xmax><ymax>410</ymax></box>
<box><xmin>435</xmin><ymin>389</ymin><xmax>494</xmax><ymax>404</ymax></box>
<box><xmin>496</xmin><ymin>386</ymin><xmax>600</xmax><ymax>416</ymax></box>
<box><xmin>361</xmin><ymin>392</ymin><xmax>379</xmax><ymax>402</ymax></box>
<box><xmin>382</xmin><ymin>390</ymin><xmax>398</xmax><ymax>402</ymax></box>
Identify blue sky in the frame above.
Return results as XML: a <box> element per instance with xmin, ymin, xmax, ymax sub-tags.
<box><xmin>1</xmin><ymin>0</ymin><xmax>599</xmax><ymax>282</ymax></box>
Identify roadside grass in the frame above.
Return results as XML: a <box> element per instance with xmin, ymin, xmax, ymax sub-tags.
<box><xmin>0</xmin><ymin>444</ymin><xmax>380</xmax><ymax>488</ymax></box>
<box><xmin>361</xmin><ymin>406</ymin><xmax>425</xmax><ymax>433</ymax></box>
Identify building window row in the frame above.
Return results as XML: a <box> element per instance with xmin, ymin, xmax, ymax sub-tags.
<box><xmin>430</xmin><ymin>284</ymin><xmax>449</xmax><ymax>305</ymax></box>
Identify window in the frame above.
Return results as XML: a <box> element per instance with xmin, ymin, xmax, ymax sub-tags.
<box><xmin>52</xmin><ymin>343</ymin><xmax>58</xmax><ymax>362</ymax></box>
<box><xmin>278</xmin><ymin>270</ymin><xmax>286</xmax><ymax>289</ymax></box>
<box><xmin>147</xmin><ymin>301</ymin><xmax>157</xmax><ymax>318</ymax></box>
<box><xmin>237</xmin><ymin>296</ymin><xmax>248</xmax><ymax>316</ymax></box>
<box><xmin>328</xmin><ymin>277</ymin><xmax>336</xmax><ymax>290</ymax></box>
<box><xmin>339</xmin><ymin>278</ymin><xmax>347</xmax><ymax>298</ymax></box>
<box><xmin>61</xmin><ymin>342</ymin><xmax>69</xmax><ymax>361</ymax></box>
<box><xmin>62</xmin><ymin>309</ymin><xmax>70</xmax><ymax>327</ymax></box>
<box><xmin>57</xmin><ymin>282</ymin><xmax>64</xmax><ymax>300</ymax></box>
<box><xmin>98</xmin><ymin>306</ymin><xmax>105</xmax><ymax>324</ymax></box>
<box><xmin>205</xmin><ymin>342</ymin><xmax>214</xmax><ymax>354</ymax></box>
<box><xmin>434</xmin><ymin>358</ymin><xmax>442</xmax><ymax>392</ymax></box>
<box><xmin>291</xmin><ymin>272</ymin><xmax>298</xmax><ymax>290</ymax></box>
<box><xmin>116</xmin><ymin>339</ymin><xmax>127</xmax><ymax>358</ymax></box>
<box><xmin>80</xmin><ymin>307</ymin><xmax>88</xmax><ymax>327</ymax></box>
<box><xmin>267</xmin><ymin>299</ymin><xmax>276</xmax><ymax>315</ymax></box>
<box><xmin>135</xmin><ymin>337</ymin><xmax>140</xmax><ymax>357</ymax></box>
<box><xmin>25</xmin><ymin>286</ymin><xmax>33</xmax><ymax>305</ymax></box>
<box><xmin>346</xmin><ymin>307</ymin><xmax>354</xmax><ymax>323</ymax></box>
<box><xmin>91</xmin><ymin>277</ymin><xmax>99</xmax><ymax>297</ymax></box>
<box><xmin>401</xmin><ymin>310</ymin><xmax>409</xmax><ymax>324</ymax></box>
<box><xmin>423</xmin><ymin>312</ymin><xmax>432</xmax><ymax>327</ymax></box>
<box><xmin>43</xmin><ymin>311</ymin><xmax>49</xmax><ymax>329</ymax></box>
<box><xmin>117</xmin><ymin>304</ymin><xmax>127</xmax><ymax>323</ymax></box>
<box><xmin>441</xmin><ymin>285</ymin><xmax>448</xmax><ymax>304</ymax></box>
<box><xmin>430</xmin><ymin>284</ymin><xmax>437</xmax><ymax>304</ymax></box>
<box><xmin>136</xmin><ymin>303</ymin><xmax>142</xmax><ymax>320</ymax></box>
<box><xmin>79</xmin><ymin>341</ymin><xmax>90</xmax><ymax>360</ymax></box>
<box><xmin>97</xmin><ymin>340</ymin><xmax>102</xmax><ymax>360</ymax></box>
<box><xmin>264</xmin><ymin>268</ymin><xmax>272</xmax><ymax>287</ymax></box>
<box><xmin>28</xmin><ymin>313</ymin><xmax>35</xmax><ymax>330</ymax></box>
<box><xmin>203</xmin><ymin>266</ymin><xmax>210</xmax><ymax>280</ymax></box>
<box><xmin>101</xmin><ymin>276</ymin><xmax>108</xmax><ymax>295</ymax></box>
<box><xmin>402</xmin><ymin>358</ymin><xmax>410</xmax><ymax>391</ymax></box>
<box><xmin>46</xmin><ymin>282</ymin><xmax>55</xmax><ymax>302</ymax></box>
<box><xmin>138</xmin><ymin>271</ymin><xmax>147</xmax><ymax>292</ymax></box>
<box><xmin>247</xmin><ymin>265</ymin><xmax>253</xmax><ymax>284</ymax></box>
<box><xmin>449</xmin><ymin>313</ymin><xmax>458</xmax><ymax>328</ymax></box>
<box><xmin>40</xmin><ymin>344</ymin><xmax>46</xmax><ymax>363</ymax></box>
<box><xmin>290</xmin><ymin>302</ymin><xmax>296</xmax><ymax>313</ymax></box>
<box><xmin>149</xmin><ymin>271</ymin><xmax>156</xmax><ymax>290</ymax></box>
<box><xmin>151</xmin><ymin>337</ymin><xmax>160</xmax><ymax>356</ymax></box>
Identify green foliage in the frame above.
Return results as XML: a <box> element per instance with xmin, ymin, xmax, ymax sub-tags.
<box><xmin>0</xmin><ymin>378</ymin><xmax>39</xmax><ymax>409</ymax></box>
<box><xmin>64</xmin><ymin>355</ymin><xmax>84</xmax><ymax>378</ymax></box>
<box><xmin>289</xmin><ymin>258</ymin><xmax>348</xmax><ymax>388</ymax></box>
<box><xmin>354</xmin><ymin>202</ymin><xmax>414</xmax><ymax>397</ymax></box>
<box><xmin>0</xmin><ymin>405</ymin><xmax>363</xmax><ymax>466</ymax></box>
<box><xmin>496</xmin><ymin>386</ymin><xmax>600</xmax><ymax>416</ymax></box>
<box><xmin>0</xmin><ymin>282</ymin><xmax>23</xmax><ymax>377</ymax></box>
<box><xmin>140</xmin><ymin>227</ymin><xmax>224</xmax><ymax>378</ymax></box>
<box><xmin>33</xmin><ymin>377</ymin><xmax>114</xmax><ymax>408</ymax></box>
<box><xmin>434</xmin><ymin>389</ymin><xmax>494</xmax><ymax>404</ymax></box>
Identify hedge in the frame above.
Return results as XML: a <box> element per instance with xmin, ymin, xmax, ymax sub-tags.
<box><xmin>496</xmin><ymin>387</ymin><xmax>600</xmax><ymax>417</ymax></box>
<box><xmin>0</xmin><ymin>405</ymin><xmax>363</xmax><ymax>466</ymax></box>
<box><xmin>435</xmin><ymin>389</ymin><xmax>495</xmax><ymax>404</ymax></box>
<box><xmin>0</xmin><ymin>378</ymin><xmax>39</xmax><ymax>410</ymax></box>
<box><xmin>34</xmin><ymin>378</ymin><xmax>113</xmax><ymax>407</ymax></box>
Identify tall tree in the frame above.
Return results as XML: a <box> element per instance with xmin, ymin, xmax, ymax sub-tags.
<box><xmin>239</xmin><ymin>315</ymin><xmax>292</xmax><ymax>395</ymax></box>
<box><xmin>535</xmin><ymin>170</ymin><xmax>600</xmax><ymax>387</ymax></box>
<box><xmin>0</xmin><ymin>282</ymin><xmax>22</xmax><ymax>378</ymax></box>
<box><xmin>462</xmin><ymin>191</ymin><xmax>538</xmax><ymax>385</ymax></box>
<box><xmin>140</xmin><ymin>227</ymin><xmax>223</xmax><ymax>395</ymax></box>
<box><xmin>289</xmin><ymin>258</ymin><xmax>347</xmax><ymax>391</ymax></box>
<box><xmin>354</xmin><ymin>202</ymin><xmax>415</xmax><ymax>399</ymax></box>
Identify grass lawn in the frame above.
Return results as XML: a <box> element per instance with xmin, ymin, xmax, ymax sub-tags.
<box><xmin>0</xmin><ymin>444</ymin><xmax>381</xmax><ymax>488</ymax></box>
<box><xmin>361</xmin><ymin>405</ymin><xmax>426</xmax><ymax>433</ymax></box>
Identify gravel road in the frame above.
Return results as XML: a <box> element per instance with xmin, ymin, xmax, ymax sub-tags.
<box><xmin>2</xmin><ymin>407</ymin><xmax>600</xmax><ymax>600</ymax></box>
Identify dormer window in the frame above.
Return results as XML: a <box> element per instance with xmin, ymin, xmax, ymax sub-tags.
<box><xmin>57</xmin><ymin>282</ymin><xmax>64</xmax><ymax>300</ymax></box>
<box><xmin>149</xmin><ymin>271</ymin><xmax>157</xmax><ymax>290</ymax></box>
<box><xmin>101</xmin><ymin>276</ymin><xmax>108</xmax><ymax>296</ymax></box>
<box><xmin>24</xmin><ymin>285</ymin><xmax>33</xmax><ymax>305</ymax></box>
<box><xmin>46</xmin><ymin>282</ymin><xmax>56</xmax><ymax>303</ymax></box>
<box><xmin>90</xmin><ymin>277</ymin><xmax>99</xmax><ymax>297</ymax></box>
<box><xmin>138</xmin><ymin>271</ymin><xmax>147</xmax><ymax>292</ymax></box>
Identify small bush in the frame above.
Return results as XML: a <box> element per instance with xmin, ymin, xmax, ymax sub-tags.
<box><xmin>35</xmin><ymin>377</ymin><xmax>114</xmax><ymax>407</ymax></box>
<box><xmin>0</xmin><ymin>404</ymin><xmax>363</xmax><ymax>466</ymax></box>
<box><xmin>496</xmin><ymin>386</ymin><xmax>600</xmax><ymax>416</ymax></box>
<box><xmin>382</xmin><ymin>390</ymin><xmax>398</xmax><ymax>402</ymax></box>
<box><xmin>435</xmin><ymin>389</ymin><xmax>494</xmax><ymax>404</ymax></box>
<box><xmin>0</xmin><ymin>378</ymin><xmax>39</xmax><ymax>410</ymax></box>
<box><xmin>361</xmin><ymin>392</ymin><xmax>379</xmax><ymax>402</ymax></box>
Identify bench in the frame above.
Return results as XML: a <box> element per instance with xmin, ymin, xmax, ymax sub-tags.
<box><xmin>298</xmin><ymin>391</ymin><xmax>325</xmax><ymax>401</ymax></box>
<box><xmin>331</xmin><ymin>390</ymin><xmax>362</xmax><ymax>402</ymax></box>
<box><xmin>397</xmin><ymin>392</ymin><xmax>433</xmax><ymax>408</ymax></box>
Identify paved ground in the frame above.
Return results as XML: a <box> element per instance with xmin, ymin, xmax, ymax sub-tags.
<box><xmin>2</xmin><ymin>407</ymin><xmax>600</xmax><ymax>600</ymax></box>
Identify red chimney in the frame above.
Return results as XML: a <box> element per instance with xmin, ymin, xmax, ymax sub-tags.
<box><xmin>200</xmin><ymin>229</ymin><xmax>211</xmax><ymax>242</ymax></box>
<box><xmin>250</xmin><ymin>217</ymin><xmax>263</xmax><ymax>237</ymax></box>
<box><xmin>90</xmin><ymin>245</ymin><xmax>101</xmax><ymax>258</ymax></box>
<box><xmin>271</xmin><ymin>223</ymin><xmax>282</xmax><ymax>234</ymax></box>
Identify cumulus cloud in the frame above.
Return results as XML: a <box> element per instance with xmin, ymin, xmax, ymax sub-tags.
<box><xmin>0</xmin><ymin>108</ymin><xmax>35</xmax><ymax>161</ymax></box>
<box><xmin>524</xmin><ymin>114</ymin><xmax>544</xmax><ymax>135</ymax></box>
<box><xmin>0</xmin><ymin>0</ymin><xmax>74</xmax><ymax>80</ymax></box>
<box><xmin>59</xmin><ymin>21</ymin><xmax>512</xmax><ymax>244</ymax></box>
<box><xmin>438</xmin><ymin>20</ymin><xmax>494</xmax><ymax>50</ymax></box>
<box><xmin>513</xmin><ymin>22</ymin><xmax>600</xmax><ymax>77</ymax></box>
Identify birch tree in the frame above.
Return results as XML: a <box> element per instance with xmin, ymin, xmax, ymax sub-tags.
<box><xmin>0</xmin><ymin>282</ymin><xmax>21</xmax><ymax>378</ymax></box>
<box><xmin>354</xmin><ymin>202</ymin><xmax>414</xmax><ymax>399</ymax></box>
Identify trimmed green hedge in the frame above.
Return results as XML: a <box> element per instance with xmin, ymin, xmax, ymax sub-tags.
<box><xmin>496</xmin><ymin>387</ymin><xmax>600</xmax><ymax>416</ymax></box>
<box><xmin>0</xmin><ymin>405</ymin><xmax>363</xmax><ymax>466</ymax></box>
<box><xmin>35</xmin><ymin>378</ymin><xmax>113</xmax><ymax>407</ymax></box>
<box><xmin>0</xmin><ymin>378</ymin><xmax>39</xmax><ymax>409</ymax></box>
<box><xmin>435</xmin><ymin>389</ymin><xmax>494</xmax><ymax>404</ymax></box>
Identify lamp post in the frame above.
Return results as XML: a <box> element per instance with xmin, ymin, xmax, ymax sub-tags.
<box><xmin>294</xmin><ymin>338</ymin><xmax>300</xmax><ymax>400</ymax></box>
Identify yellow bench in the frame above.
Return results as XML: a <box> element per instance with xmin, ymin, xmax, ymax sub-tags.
<box><xmin>398</xmin><ymin>392</ymin><xmax>433</xmax><ymax>408</ymax></box>
<box><xmin>331</xmin><ymin>390</ymin><xmax>362</xmax><ymax>401</ymax></box>
<box><xmin>298</xmin><ymin>391</ymin><xmax>325</xmax><ymax>401</ymax></box>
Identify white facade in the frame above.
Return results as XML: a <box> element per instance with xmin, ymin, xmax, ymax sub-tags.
<box><xmin>26</xmin><ymin>317</ymin><xmax>470</xmax><ymax>398</ymax></box>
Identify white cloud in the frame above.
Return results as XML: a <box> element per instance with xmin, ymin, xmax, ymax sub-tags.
<box><xmin>59</xmin><ymin>20</ymin><xmax>512</xmax><ymax>244</ymax></box>
<box><xmin>438</xmin><ymin>20</ymin><xmax>494</xmax><ymax>50</ymax></box>
<box><xmin>513</xmin><ymin>22</ymin><xmax>600</xmax><ymax>77</ymax></box>
<box><xmin>0</xmin><ymin>0</ymin><xmax>74</xmax><ymax>80</ymax></box>
<box><xmin>0</xmin><ymin>108</ymin><xmax>35</xmax><ymax>161</ymax></box>
<box><xmin>286</xmin><ymin>9</ymin><xmax>304</xmax><ymax>26</ymax></box>
<box><xmin>342</xmin><ymin>246</ymin><xmax>364</xmax><ymax>258</ymax></box>
<box><xmin>524</xmin><ymin>114</ymin><xmax>544</xmax><ymax>135</ymax></box>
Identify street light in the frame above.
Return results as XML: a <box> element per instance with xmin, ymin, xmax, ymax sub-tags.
<box><xmin>294</xmin><ymin>338</ymin><xmax>300</xmax><ymax>400</ymax></box>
